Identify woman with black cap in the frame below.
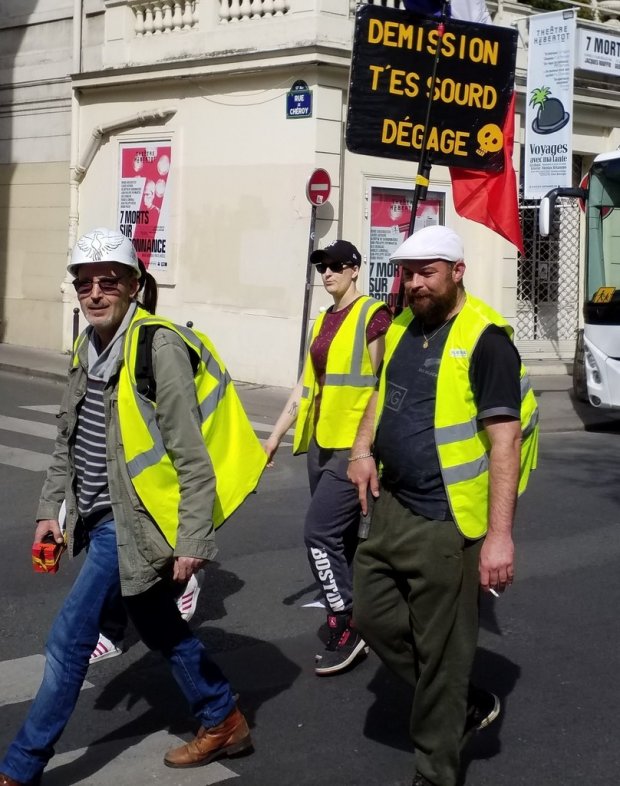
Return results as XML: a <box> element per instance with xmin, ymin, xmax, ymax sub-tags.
<box><xmin>265</xmin><ymin>239</ymin><xmax>391</xmax><ymax>675</ymax></box>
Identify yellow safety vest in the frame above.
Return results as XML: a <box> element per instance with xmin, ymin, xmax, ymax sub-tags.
<box><xmin>294</xmin><ymin>296</ymin><xmax>385</xmax><ymax>454</ymax></box>
<box><xmin>376</xmin><ymin>293</ymin><xmax>539</xmax><ymax>539</ymax></box>
<box><xmin>73</xmin><ymin>307</ymin><xmax>266</xmax><ymax>546</ymax></box>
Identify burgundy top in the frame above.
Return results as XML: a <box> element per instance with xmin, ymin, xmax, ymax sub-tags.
<box><xmin>309</xmin><ymin>297</ymin><xmax>392</xmax><ymax>423</ymax></box>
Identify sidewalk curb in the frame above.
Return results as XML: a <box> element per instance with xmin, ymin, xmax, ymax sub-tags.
<box><xmin>4</xmin><ymin>347</ymin><xmax>615</xmax><ymax>435</ymax></box>
<box><xmin>0</xmin><ymin>362</ymin><xmax>68</xmax><ymax>384</ymax></box>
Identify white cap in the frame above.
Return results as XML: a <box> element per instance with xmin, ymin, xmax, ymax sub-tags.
<box><xmin>68</xmin><ymin>227</ymin><xmax>141</xmax><ymax>277</ymax></box>
<box><xmin>390</xmin><ymin>225</ymin><xmax>464</xmax><ymax>264</ymax></box>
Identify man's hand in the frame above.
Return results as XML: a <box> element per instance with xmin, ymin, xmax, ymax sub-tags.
<box><xmin>479</xmin><ymin>531</ymin><xmax>514</xmax><ymax>594</ymax></box>
<box><xmin>173</xmin><ymin>556</ymin><xmax>206</xmax><ymax>583</ymax></box>
<box><xmin>347</xmin><ymin>457</ymin><xmax>379</xmax><ymax>516</ymax></box>
<box><xmin>33</xmin><ymin>519</ymin><xmax>64</xmax><ymax>548</ymax></box>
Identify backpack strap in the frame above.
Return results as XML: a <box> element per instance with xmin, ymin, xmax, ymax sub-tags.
<box><xmin>134</xmin><ymin>324</ymin><xmax>200</xmax><ymax>402</ymax></box>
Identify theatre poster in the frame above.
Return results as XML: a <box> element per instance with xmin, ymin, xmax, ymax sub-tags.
<box><xmin>367</xmin><ymin>185</ymin><xmax>444</xmax><ymax>311</ymax></box>
<box><xmin>118</xmin><ymin>141</ymin><xmax>172</xmax><ymax>280</ymax></box>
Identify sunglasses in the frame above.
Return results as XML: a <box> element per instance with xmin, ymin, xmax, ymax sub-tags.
<box><xmin>315</xmin><ymin>261</ymin><xmax>353</xmax><ymax>275</ymax></box>
<box><xmin>72</xmin><ymin>275</ymin><xmax>129</xmax><ymax>296</ymax></box>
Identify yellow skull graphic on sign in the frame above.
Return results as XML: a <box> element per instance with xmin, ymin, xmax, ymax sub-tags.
<box><xmin>476</xmin><ymin>124</ymin><xmax>503</xmax><ymax>156</ymax></box>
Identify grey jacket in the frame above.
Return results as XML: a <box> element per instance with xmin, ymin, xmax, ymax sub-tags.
<box><xmin>36</xmin><ymin>325</ymin><xmax>218</xmax><ymax>596</ymax></box>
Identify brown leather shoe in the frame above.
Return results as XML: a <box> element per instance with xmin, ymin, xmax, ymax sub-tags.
<box><xmin>164</xmin><ymin>706</ymin><xmax>253</xmax><ymax>768</ymax></box>
<box><xmin>0</xmin><ymin>774</ymin><xmax>27</xmax><ymax>786</ymax></box>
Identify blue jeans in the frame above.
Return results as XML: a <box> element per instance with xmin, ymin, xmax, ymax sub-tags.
<box><xmin>0</xmin><ymin>519</ymin><xmax>234</xmax><ymax>783</ymax></box>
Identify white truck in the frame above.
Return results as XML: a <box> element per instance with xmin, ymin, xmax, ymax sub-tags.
<box><xmin>540</xmin><ymin>150</ymin><xmax>620</xmax><ymax>409</ymax></box>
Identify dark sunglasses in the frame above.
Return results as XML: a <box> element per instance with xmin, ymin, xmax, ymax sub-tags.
<box><xmin>72</xmin><ymin>275</ymin><xmax>129</xmax><ymax>296</ymax></box>
<box><xmin>315</xmin><ymin>261</ymin><xmax>353</xmax><ymax>275</ymax></box>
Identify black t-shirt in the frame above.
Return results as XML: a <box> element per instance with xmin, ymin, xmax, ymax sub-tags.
<box><xmin>375</xmin><ymin>318</ymin><xmax>521</xmax><ymax>521</ymax></box>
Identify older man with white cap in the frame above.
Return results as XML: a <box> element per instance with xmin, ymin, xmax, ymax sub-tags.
<box><xmin>347</xmin><ymin>225</ymin><xmax>539</xmax><ymax>786</ymax></box>
<box><xmin>0</xmin><ymin>227</ymin><xmax>263</xmax><ymax>786</ymax></box>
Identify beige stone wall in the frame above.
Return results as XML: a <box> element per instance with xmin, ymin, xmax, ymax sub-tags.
<box><xmin>73</xmin><ymin>69</ymin><xmax>339</xmax><ymax>386</ymax></box>
<box><xmin>0</xmin><ymin>162</ymin><xmax>69</xmax><ymax>349</ymax></box>
<box><xmin>3</xmin><ymin>0</ymin><xmax>619</xmax><ymax>378</ymax></box>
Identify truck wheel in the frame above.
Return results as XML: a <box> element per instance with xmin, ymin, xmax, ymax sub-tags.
<box><xmin>573</xmin><ymin>329</ymin><xmax>588</xmax><ymax>402</ymax></box>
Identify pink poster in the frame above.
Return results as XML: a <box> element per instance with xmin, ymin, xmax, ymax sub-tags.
<box><xmin>369</xmin><ymin>187</ymin><xmax>442</xmax><ymax>311</ymax></box>
<box><xmin>118</xmin><ymin>142</ymin><xmax>171</xmax><ymax>274</ymax></box>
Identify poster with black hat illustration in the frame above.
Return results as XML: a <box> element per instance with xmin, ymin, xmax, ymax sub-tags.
<box><xmin>524</xmin><ymin>10</ymin><xmax>576</xmax><ymax>199</ymax></box>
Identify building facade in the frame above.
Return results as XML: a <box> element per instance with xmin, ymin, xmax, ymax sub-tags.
<box><xmin>1</xmin><ymin>0</ymin><xmax>620</xmax><ymax>385</ymax></box>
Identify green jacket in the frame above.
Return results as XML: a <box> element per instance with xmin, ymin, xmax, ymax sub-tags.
<box><xmin>36</xmin><ymin>326</ymin><xmax>218</xmax><ymax>596</ymax></box>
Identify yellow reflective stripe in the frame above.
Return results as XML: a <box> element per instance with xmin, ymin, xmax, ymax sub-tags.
<box><xmin>520</xmin><ymin>374</ymin><xmax>532</xmax><ymax>399</ymax></box>
<box><xmin>126</xmin><ymin>394</ymin><xmax>167</xmax><ymax>477</ymax></box>
<box><xmin>302</xmin><ymin>386</ymin><xmax>311</xmax><ymax>398</ymax></box>
<box><xmin>125</xmin><ymin>319</ymin><xmax>232</xmax><ymax>476</ymax></box>
<box><xmin>435</xmin><ymin>416</ymin><xmax>480</xmax><ymax>446</ymax></box>
<box><xmin>72</xmin><ymin>333</ymin><xmax>88</xmax><ymax>367</ymax></box>
<box><xmin>323</xmin><ymin>372</ymin><xmax>377</xmax><ymax>387</ymax></box>
<box><xmin>351</xmin><ymin>298</ymin><xmax>375</xmax><ymax>373</ymax></box>
<box><xmin>200</xmin><ymin>345</ymin><xmax>225</xmax><ymax>384</ymax></box>
<box><xmin>199</xmin><ymin>371</ymin><xmax>231</xmax><ymax>421</ymax></box>
<box><xmin>323</xmin><ymin>299</ymin><xmax>378</xmax><ymax>388</ymax></box>
<box><xmin>442</xmin><ymin>454</ymin><xmax>489</xmax><ymax>485</ymax></box>
<box><xmin>522</xmin><ymin>407</ymin><xmax>539</xmax><ymax>439</ymax></box>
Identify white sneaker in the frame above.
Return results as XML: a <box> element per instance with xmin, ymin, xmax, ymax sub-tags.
<box><xmin>89</xmin><ymin>633</ymin><xmax>123</xmax><ymax>665</ymax></box>
<box><xmin>176</xmin><ymin>571</ymin><xmax>204</xmax><ymax>622</ymax></box>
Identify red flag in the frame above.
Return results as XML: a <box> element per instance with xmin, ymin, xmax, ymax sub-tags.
<box><xmin>450</xmin><ymin>92</ymin><xmax>524</xmax><ymax>254</ymax></box>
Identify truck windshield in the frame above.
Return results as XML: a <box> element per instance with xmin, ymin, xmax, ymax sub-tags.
<box><xmin>587</xmin><ymin>158</ymin><xmax>620</xmax><ymax>300</ymax></box>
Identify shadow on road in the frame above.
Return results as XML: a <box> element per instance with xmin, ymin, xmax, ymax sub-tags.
<box><xmin>362</xmin><ymin>663</ymin><xmax>414</xmax><ymax>753</ymax></box>
<box><xmin>41</xmin><ymin>563</ymin><xmax>302</xmax><ymax>786</ymax></box>
<box><xmin>459</xmin><ymin>649</ymin><xmax>521</xmax><ymax>785</ymax></box>
<box><xmin>360</xmin><ymin>647</ymin><xmax>520</xmax><ymax>781</ymax></box>
<box><xmin>570</xmin><ymin>394</ymin><xmax>620</xmax><ymax>433</ymax></box>
<box><xmin>533</xmin><ymin>381</ymin><xmax>620</xmax><ymax>434</ymax></box>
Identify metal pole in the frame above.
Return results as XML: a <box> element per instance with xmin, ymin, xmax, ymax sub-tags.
<box><xmin>71</xmin><ymin>307</ymin><xmax>80</xmax><ymax>366</ymax></box>
<box><xmin>395</xmin><ymin>1</ymin><xmax>451</xmax><ymax>315</ymax></box>
<box><xmin>407</xmin><ymin>1</ymin><xmax>451</xmax><ymax>238</ymax></box>
<box><xmin>72</xmin><ymin>307</ymin><xmax>80</xmax><ymax>346</ymax></box>
<box><xmin>298</xmin><ymin>204</ymin><xmax>317</xmax><ymax>378</ymax></box>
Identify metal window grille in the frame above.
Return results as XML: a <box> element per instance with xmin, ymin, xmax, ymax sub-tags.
<box><xmin>516</xmin><ymin>155</ymin><xmax>582</xmax><ymax>350</ymax></box>
<box><xmin>517</xmin><ymin>198</ymin><xmax>580</xmax><ymax>343</ymax></box>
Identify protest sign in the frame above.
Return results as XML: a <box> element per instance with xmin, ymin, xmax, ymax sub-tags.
<box><xmin>346</xmin><ymin>4</ymin><xmax>517</xmax><ymax>171</ymax></box>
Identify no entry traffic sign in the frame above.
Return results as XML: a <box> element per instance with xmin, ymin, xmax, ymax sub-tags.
<box><xmin>306</xmin><ymin>168</ymin><xmax>331</xmax><ymax>206</ymax></box>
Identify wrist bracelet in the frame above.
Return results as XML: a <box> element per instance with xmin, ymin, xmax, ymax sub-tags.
<box><xmin>348</xmin><ymin>452</ymin><xmax>373</xmax><ymax>462</ymax></box>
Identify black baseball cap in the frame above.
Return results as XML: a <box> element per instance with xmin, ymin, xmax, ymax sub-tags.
<box><xmin>310</xmin><ymin>239</ymin><xmax>361</xmax><ymax>267</ymax></box>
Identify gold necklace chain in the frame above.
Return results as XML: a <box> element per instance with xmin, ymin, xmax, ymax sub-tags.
<box><xmin>421</xmin><ymin>319</ymin><xmax>450</xmax><ymax>349</ymax></box>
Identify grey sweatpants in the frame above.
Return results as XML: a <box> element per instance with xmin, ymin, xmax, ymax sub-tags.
<box><xmin>304</xmin><ymin>438</ymin><xmax>361</xmax><ymax>615</ymax></box>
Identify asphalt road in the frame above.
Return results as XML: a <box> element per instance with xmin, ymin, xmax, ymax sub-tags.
<box><xmin>1</xmin><ymin>370</ymin><xmax>619</xmax><ymax>786</ymax></box>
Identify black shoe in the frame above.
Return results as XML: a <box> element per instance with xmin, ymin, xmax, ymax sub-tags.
<box><xmin>412</xmin><ymin>772</ymin><xmax>434</xmax><ymax>786</ymax></box>
<box><xmin>314</xmin><ymin>614</ymin><xmax>369</xmax><ymax>676</ymax></box>
<box><xmin>464</xmin><ymin>687</ymin><xmax>501</xmax><ymax>735</ymax></box>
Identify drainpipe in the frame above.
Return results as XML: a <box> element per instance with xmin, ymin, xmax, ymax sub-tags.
<box><xmin>61</xmin><ymin>97</ymin><xmax>176</xmax><ymax>348</ymax></box>
<box><xmin>61</xmin><ymin>0</ymin><xmax>84</xmax><ymax>353</ymax></box>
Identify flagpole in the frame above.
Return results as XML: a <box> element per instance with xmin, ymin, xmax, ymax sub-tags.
<box><xmin>396</xmin><ymin>0</ymin><xmax>451</xmax><ymax>314</ymax></box>
<box><xmin>407</xmin><ymin>0</ymin><xmax>451</xmax><ymax>237</ymax></box>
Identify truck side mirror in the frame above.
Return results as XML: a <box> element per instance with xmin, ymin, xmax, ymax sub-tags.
<box><xmin>539</xmin><ymin>195</ymin><xmax>552</xmax><ymax>236</ymax></box>
<box><xmin>539</xmin><ymin>187</ymin><xmax>587</xmax><ymax>237</ymax></box>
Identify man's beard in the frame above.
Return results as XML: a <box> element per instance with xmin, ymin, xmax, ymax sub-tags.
<box><xmin>408</xmin><ymin>287</ymin><xmax>458</xmax><ymax>327</ymax></box>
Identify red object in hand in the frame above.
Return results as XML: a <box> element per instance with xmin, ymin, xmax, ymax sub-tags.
<box><xmin>32</xmin><ymin>533</ymin><xmax>65</xmax><ymax>574</ymax></box>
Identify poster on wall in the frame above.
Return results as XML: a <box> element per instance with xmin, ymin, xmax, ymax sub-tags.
<box><xmin>576</xmin><ymin>26</ymin><xmax>620</xmax><ymax>76</ymax></box>
<box><xmin>118</xmin><ymin>141</ymin><xmax>172</xmax><ymax>276</ymax></box>
<box><xmin>369</xmin><ymin>187</ymin><xmax>443</xmax><ymax>310</ymax></box>
<box><xmin>524</xmin><ymin>10</ymin><xmax>576</xmax><ymax>200</ymax></box>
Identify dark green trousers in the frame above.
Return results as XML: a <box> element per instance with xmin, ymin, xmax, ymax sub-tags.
<box><xmin>353</xmin><ymin>486</ymin><xmax>482</xmax><ymax>786</ymax></box>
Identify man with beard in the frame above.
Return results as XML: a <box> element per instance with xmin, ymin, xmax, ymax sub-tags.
<box><xmin>347</xmin><ymin>225</ymin><xmax>538</xmax><ymax>786</ymax></box>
